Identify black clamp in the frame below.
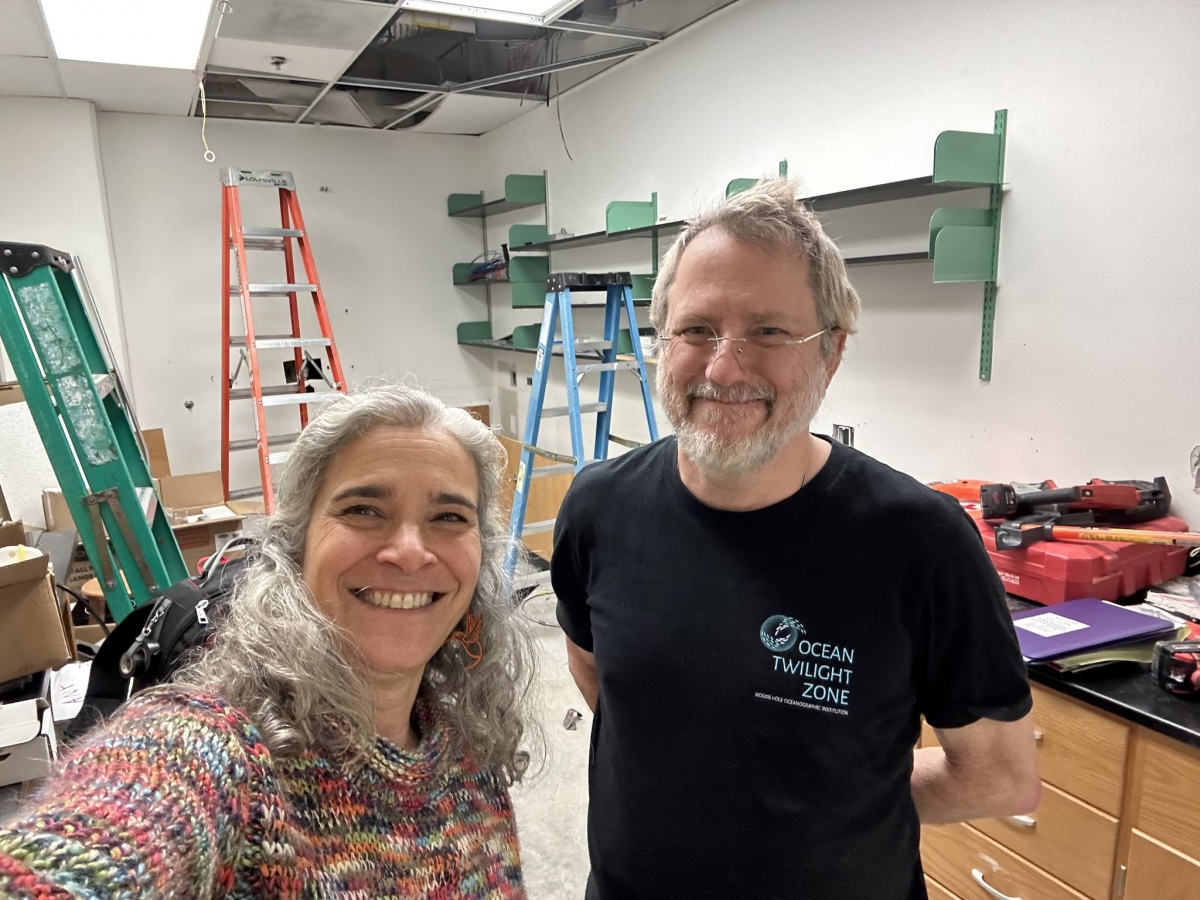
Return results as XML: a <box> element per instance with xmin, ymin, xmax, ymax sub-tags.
<box><xmin>547</xmin><ymin>272</ymin><xmax>633</xmax><ymax>292</ymax></box>
<box><xmin>0</xmin><ymin>243</ymin><xmax>73</xmax><ymax>278</ymax></box>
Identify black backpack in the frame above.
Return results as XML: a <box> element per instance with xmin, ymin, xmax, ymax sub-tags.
<box><xmin>65</xmin><ymin>536</ymin><xmax>256</xmax><ymax>741</ymax></box>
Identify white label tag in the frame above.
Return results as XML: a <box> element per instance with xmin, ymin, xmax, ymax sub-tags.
<box><xmin>1014</xmin><ymin>612</ymin><xmax>1090</xmax><ymax>638</ymax></box>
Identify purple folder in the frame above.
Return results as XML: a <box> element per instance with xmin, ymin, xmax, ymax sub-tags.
<box><xmin>1011</xmin><ymin>599</ymin><xmax>1176</xmax><ymax>663</ymax></box>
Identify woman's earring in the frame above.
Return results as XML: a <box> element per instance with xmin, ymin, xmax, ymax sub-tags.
<box><xmin>448</xmin><ymin>612</ymin><xmax>483</xmax><ymax>670</ymax></box>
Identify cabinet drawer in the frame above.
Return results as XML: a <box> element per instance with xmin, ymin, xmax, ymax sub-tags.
<box><xmin>1123</xmin><ymin>830</ymin><xmax>1200</xmax><ymax>900</ymax></box>
<box><xmin>1029</xmin><ymin>685</ymin><xmax>1128</xmax><ymax>815</ymax></box>
<box><xmin>922</xmin><ymin>822</ymin><xmax>1087</xmax><ymax>900</ymax></box>
<box><xmin>925</xmin><ymin>876</ymin><xmax>962</xmax><ymax>900</ymax></box>
<box><xmin>1135</xmin><ymin>732</ymin><xmax>1200</xmax><ymax>862</ymax></box>
<box><xmin>973</xmin><ymin>782</ymin><xmax>1118</xmax><ymax>900</ymax></box>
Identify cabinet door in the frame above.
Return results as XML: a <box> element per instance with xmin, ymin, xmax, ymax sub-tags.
<box><xmin>1123</xmin><ymin>830</ymin><xmax>1200</xmax><ymax>900</ymax></box>
<box><xmin>925</xmin><ymin>876</ymin><xmax>961</xmax><ymax>900</ymax></box>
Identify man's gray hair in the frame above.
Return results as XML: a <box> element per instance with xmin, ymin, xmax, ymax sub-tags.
<box><xmin>650</xmin><ymin>177</ymin><xmax>861</xmax><ymax>358</ymax></box>
<box><xmin>175</xmin><ymin>384</ymin><xmax>539</xmax><ymax>784</ymax></box>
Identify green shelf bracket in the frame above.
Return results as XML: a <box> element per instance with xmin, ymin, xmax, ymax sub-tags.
<box><xmin>457</xmin><ymin>321</ymin><xmax>492</xmax><ymax>343</ymax></box>
<box><xmin>726</xmin><ymin>160</ymin><xmax>788</xmax><ymax>197</ymax></box>
<box><xmin>509</xmin><ymin>224</ymin><xmax>548</xmax><ymax>247</ymax></box>
<box><xmin>631</xmin><ymin>273</ymin><xmax>656</xmax><ymax>300</ymax></box>
<box><xmin>929</xmin><ymin>109</ymin><xmax>1007</xmax><ymax>381</ymax></box>
<box><xmin>606</xmin><ymin>192</ymin><xmax>657</xmax><ymax>234</ymax></box>
<box><xmin>503</xmin><ymin>174</ymin><xmax>547</xmax><ymax>205</ymax></box>
<box><xmin>512</xmin><ymin>324</ymin><xmax>542</xmax><ymax>350</ymax></box>
<box><xmin>725</xmin><ymin>178</ymin><xmax>758</xmax><ymax>197</ymax></box>
<box><xmin>447</xmin><ymin>192</ymin><xmax>484</xmax><ymax>216</ymax></box>
<box><xmin>452</xmin><ymin>262</ymin><xmax>474</xmax><ymax>285</ymax></box>
<box><xmin>933</xmin><ymin>111</ymin><xmax>1006</xmax><ymax>184</ymax></box>
<box><xmin>508</xmin><ymin>256</ymin><xmax>549</xmax><ymax>283</ymax></box>
<box><xmin>512</xmin><ymin>282</ymin><xmax>547</xmax><ymax>308</ymax></box>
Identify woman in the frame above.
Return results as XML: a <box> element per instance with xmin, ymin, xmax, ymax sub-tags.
<box><xmin>0</xmin><ymin>385</ymin><xmax>540</xmax><ymax>898</ymax></box>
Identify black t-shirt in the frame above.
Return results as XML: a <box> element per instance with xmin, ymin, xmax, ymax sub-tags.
<box><xmin>552</xmin><ymin>436</ymin><xmax>1031</xmax><ymax>900</ymax></box>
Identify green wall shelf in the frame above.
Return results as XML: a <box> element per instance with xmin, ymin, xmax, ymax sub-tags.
<box><xmin>509</xmin><ymin>224</ymin><xmax>548</xmax><ymax>247</ymax></box>
<box><xmin>453</xmin><ymin>262</ymin><xmax>509</xmax><ymax>285</ymax></box>
<box><xmin>927</xmin><ymin>109</ymin><xmax>1008</xmax><ymax>381</ymax></box>
<box><xmin>726</xmin><ymin>160</ymin><xmax>789</xmax><ymax>197</ymax></box>
<box><xmin>513</xmin><ymin>283</ymin><xmax>547</xmax><ymax>308</ymax></box>
<box><xmin>606</xmin><ymin>192</ymin><xmax>658</xmax><ymax>234</ymax></box>
<box><xmin>448</xmin><ymin>174</ymin><xmax>547</xmax><ymax>218</ymax></box>
<box><xmin>508</xmin><ymin>257</ymin><xmax>549</xmax><ymax>283</ymax></box>
<box><xmin>457</xmin><ymin>321</ymin><xmax>493</xmax><ymax>343</ymax></box>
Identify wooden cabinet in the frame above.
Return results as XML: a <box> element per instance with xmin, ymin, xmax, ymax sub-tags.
<box><xmin>922</xmin><ymin>683</ymin><xmax>1200</xmax><ymax>899</ymax></box>
<box><xmin>925</xmin><ymin>877</ymin><xmax>961</xmax><ymax>900</ymax></box>
<box><xmin>1122</xmin><ymin>831</ymin><xmax>1200</xmax><ymax>900</ymax></box>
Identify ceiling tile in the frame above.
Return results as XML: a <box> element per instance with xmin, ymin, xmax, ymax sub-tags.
<box><xmin>59</xmin><ymin>61</ymin><xmax>197</xmax><ymax>115</ymax></box>
<box><xmin>208</xmin><ymin>36</ymin><xmax>357</xmax><ymax>81</ymax></box>
<box><xmin>219</xmin><ymin>0</ymin><xmax>391</xmax><ymax>50</ymax></box>
<box><xmin>409</xmin><ymin>93</ymin><xmax>535</xmax><ymax>135</ymax></box>
<box><xmin>0</xmin><ymin>56</ymin><xmax>61</xmax><ymax>98</ymax></box>
<box><xmin>0</xmin><ymin>0</ymin><xmax>51</xmax><ymax>56</ymax></box>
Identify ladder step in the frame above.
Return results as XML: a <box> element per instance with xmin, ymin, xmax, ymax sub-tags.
<box><xmin>268</xmin><ymin>450</ymin><xmax>290</xmax><ymax>466</ymax></box>
<box><xmin>229</xmin><ymin>431</ymin><xmax>302</xmax><ymax>453</ymax></box>
<box><xmin>136</xmin><ymin>486</ymin><xmax>157</xmax><ymax>523</ymax></box>
<box><xmin>530</xmin><ymin>463</ymin><xmax>576</xmax><ymax>478</ymax></box>
<box><xmin>93</xmin><ymin>373</ymin><xmax>114</xmax><ymax>400</ymax></box>
<box><xmin>522</xmin><ymin>519</ymin><xmax>556</xmax><ymax>536</ymax></box>
<box><xmin>232</xmin><ymin>238</ymin><xmax>284</xmax><ymax>252</ymax></box>
<box><xmin>542</xmin><ymin>402</ymin><xmax>607</xmax><ymax>418</ymax></box>
<box><xmin>227</xmin><ymin>486</ymin><xmax>264</xmax><ymax>501</ymax></box>
<box><xmin>229</xmin><ymin>386</ymin><xmax>343</xmax><ymax>406</ymax></box>
<box><xmin>577</xmin><ymin>361</ymin><xmax>641</xmax><ymax>374</ymax></box>
<box><xmin>242</xmin><ymin>226</ymin><xmax>303</xmax><ymax>238</ymax></box>
<box><xmin>229</xmin><ymin>283</ymin><xmax>318</xmax><ymax>296</ymax></box>
<box><xmin>230</xmin><ymin>335</ymin><xmax>331</xmax><ymax>350</ymax></box>
<box><xmin>570</xmin><ymin>339</ymin><xmax>612</xmax><ymax>351</ymax></box>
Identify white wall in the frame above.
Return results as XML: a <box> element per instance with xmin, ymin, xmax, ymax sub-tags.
<box><xmin>0</xmin><ymin>98</ymin><xmax>127</xmax><ymax>525</ymax></box>
<box><xmin>0</xmin><ymin>98</ymin><xmax>127</xmax><ymax>373</ymax></box>
<box><xmin>477</xmin><ymin>0</ymin><xmax>1200</xmax><ymax>521</ymax></box>
<box><xmin>97</xmin><ymin>113</ymin><xmax>488</xmax><ymax>483</ymax></box>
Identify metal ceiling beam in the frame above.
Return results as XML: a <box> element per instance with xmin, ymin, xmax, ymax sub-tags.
<box><xmin>382</xmin><ymin>93</ymin><xmax>445</xmax><ymax>130</ymax></box>
<box><xmin>206</xmin><ymin>66</ymin><xmax>534</xmax><ymax>104</ymax></box>
<box><xmin>295</xmin><ymin>0</ymin><xmax>408</xmax><ymax>125</ymax></box>
<box><xmin>439</xmin><ymin>44</ymin><xmax>643</xmax><ymax>94</ymax></box>
<box><xmin>541</xmin><ymin>20</ymin><xmax>664</xmax><ymax>42</ymax></box>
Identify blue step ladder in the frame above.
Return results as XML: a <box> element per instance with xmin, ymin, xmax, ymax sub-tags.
<box><xmin>505</xmin><ymin>272</ymin><xmax>658</xmax><ymax>584</ymax></box>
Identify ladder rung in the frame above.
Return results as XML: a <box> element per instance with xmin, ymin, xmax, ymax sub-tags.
<box><xmin>530</xmin><ymin>463</ymin><xmax>576</xmax><ymax>478</ymax></box>
<box><xmin>229</xmin><ymin>283</ymin><xmax>318</xmax><ymax>296</ymax></box>
<box><xmin>571</xmin><ymin>339</ymin><xmax>612</xmax><ymax>351</ymax></box>
<box><xmin>242</xmin><ymin>226</ymin><xmax>303</xmax><ymax>238</ymax></box>
<box><xmin>233</xmin><ymin>238</ymin><xmax>284</xmax><ymax>252</ymax></box>
<box><xmin>522</xmin><ymin>519</ymin><xmax>556</xmax><ymax>536</ymax></box>
<box><xmin>268</xmin><ymin>450</ymin><xmax>290</xmax><ymax>466</ymax></box>
<box><xmin>258</xmin><ymin>391</ymin><xmax>342</xmax><ymax>408</ymax></box>
<box><xmin>541</xmin><ymin>402</ymin><xmax>607</xmax><ymax>418</ymax></box>
<box><xmin>577</xmin><ymin>361</ymin><xmax>640</xmax><ymax>374</ymax></box>
<box><xmin>227</xmin><ymin>486</ymin><xmax>264</xmax><ymax>501</ymax></box>
<box><xmin>230</xmin><ymin>335</ymin><xmax>331</xmax><ymax>350</ymax></box>
<box><xmin>229</xmin><ymin>431</ymin><xmax>302</xmax><ymax>452</ymax></box>
<box><xmin>93</xmin><ymin>374</ymin><xmax>114</xmax><ymax>400</ymax></box>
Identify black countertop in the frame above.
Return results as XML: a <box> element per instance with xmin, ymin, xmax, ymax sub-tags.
<box><xmin>1028</xmin><ymin>662</ymin><xmax>1200</xmax><ymax>751</ymax></box>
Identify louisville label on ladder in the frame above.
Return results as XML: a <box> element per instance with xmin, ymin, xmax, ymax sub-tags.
<box><xmin>505</xmin><ymin>272</ymin><xmax>658</xmax><ymax>582</ymax></box>
<box><xmin>0</xmin><ymin>242</ymin><xmax>189</xmax><ymax>622</ymax></box>
<box><xmin>221</xmin><ymin>168</ymin><xmax>347</xmax><ymax>513</ymax></box>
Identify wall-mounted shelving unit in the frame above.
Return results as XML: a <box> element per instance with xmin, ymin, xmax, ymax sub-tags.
<box><xmin>455</xmin><ymin>110</ymin><xmax>1009</xmax><ymax>381</ymax></box>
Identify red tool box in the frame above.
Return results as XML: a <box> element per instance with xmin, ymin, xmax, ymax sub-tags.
<box><xmin>931</xmin><ymin>480</ymin><xmax>1192</xmax><ymax>605</ymax></box>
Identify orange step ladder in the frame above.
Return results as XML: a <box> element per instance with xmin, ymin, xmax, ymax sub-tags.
<box><xmin>220</xmin><ymin>168</ymin><xmax>347</xmax><ymax>513</ymax></box>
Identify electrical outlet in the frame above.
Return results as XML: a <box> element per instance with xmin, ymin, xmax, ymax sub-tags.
<box><xmin>509</xmin><ymin>371</ymin><xmax>517</xmax><ymax>388</ymax></box>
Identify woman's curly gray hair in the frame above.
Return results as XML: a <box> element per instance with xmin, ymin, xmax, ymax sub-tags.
<box><xmin>175</xmin><ymin>385</ymin><xmax>539</xmax><ymax>784</ymax></box>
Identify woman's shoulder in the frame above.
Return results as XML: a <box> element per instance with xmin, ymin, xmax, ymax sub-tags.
<box><xmin>78</xmin><ymin>685</ymin><xmax>271</xmax><ymax>767</ymax></box>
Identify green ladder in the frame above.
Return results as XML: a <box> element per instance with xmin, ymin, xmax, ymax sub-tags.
<box><xmin>0</xmin><ymin>242</ymin><xmax>187</xmax><ymax>622</ymax></box>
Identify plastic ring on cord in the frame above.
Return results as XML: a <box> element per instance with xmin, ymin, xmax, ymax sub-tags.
<box><xmin>204</xmin><ymin>149</ymin><xmax>216</xmax><ymax>163</ymax></box>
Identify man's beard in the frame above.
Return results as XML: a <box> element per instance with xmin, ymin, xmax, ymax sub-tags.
<box><xmin>658</xmin><ymin>355</ymin><xmax>828</xmax><ymax>480</ymax></box>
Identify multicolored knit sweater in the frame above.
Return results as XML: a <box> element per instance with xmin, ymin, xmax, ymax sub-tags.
<box><xmin>0</xmin><ymin>688</ymin><xmax>524</xmax><ymax>899</ymax></box>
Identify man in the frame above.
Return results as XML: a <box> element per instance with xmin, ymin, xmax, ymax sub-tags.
<box><xmin>551</xmin><ymin>179</ymin><xmax>1039</xmax><ymax>900</ymax></box>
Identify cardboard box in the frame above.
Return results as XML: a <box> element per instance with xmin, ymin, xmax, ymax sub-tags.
<box><xmin>0</xmin><ymin>673</ymin><xmax>57</xmax><ymax>787</ymax></box>
<box><xmin>0</xmin><ymin>528</ymin><xmax>76</xmax><ymax>684</ymax></box>
<box><xmin>41</xmin><ymin>490</ymin><xmax>75</xmax><ymax>533</ymax></box>
<box><xmin>142</xmin><ymin>428</ymin><xmax>171</xmax><ymax>478</ymax></box>
<box><xmin>158</xmin><ymin>472</ymin><xmax>244</xmax><ymax>575</ymax></box>
<box><xmin>0</xmin><ymin>381</ymin><xmax>25</xmax><ymax>408</ymax></box>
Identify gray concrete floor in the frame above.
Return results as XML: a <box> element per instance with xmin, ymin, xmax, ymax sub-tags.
<box><xmin>511</xmin><ymin>590</ymin><xmax>592</xmax><ymax>900</ymax></box>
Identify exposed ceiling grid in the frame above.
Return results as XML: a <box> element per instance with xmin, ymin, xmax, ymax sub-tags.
<box><xmin>0</xmin><ymin>0</ymin><xmax>740</xmax><ymax>134</ymax></box>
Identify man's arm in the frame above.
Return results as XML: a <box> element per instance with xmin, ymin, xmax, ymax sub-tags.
<box><xmin>912</xmin><ymin>711</ymin><xmax>1041</xmax><ymax>824</ymax></box>
<box><xmin>565</xmin><ymin>636</ymin><xmax>599</xmax><ymax>713</ymax></box>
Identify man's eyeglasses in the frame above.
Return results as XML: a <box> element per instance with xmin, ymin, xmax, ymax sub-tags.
<box><xmin>660</xmin><ymin>325</ymin><xmax>830</xmax><ymax>358</ymax></box>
